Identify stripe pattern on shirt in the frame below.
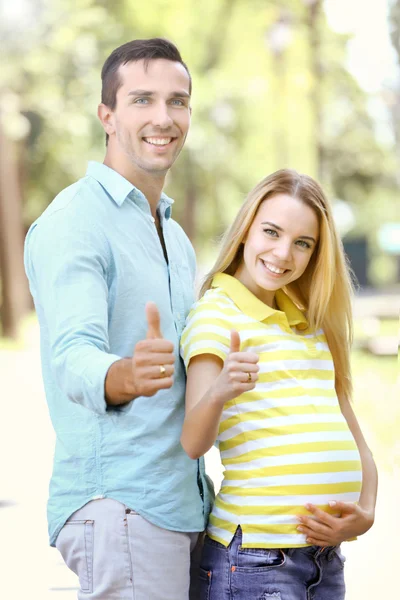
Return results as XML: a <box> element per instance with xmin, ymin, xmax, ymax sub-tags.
<box><xmin>181</xmin><ymin>282</ymin><xmax>362</xmax><ymax>548</ymax></box>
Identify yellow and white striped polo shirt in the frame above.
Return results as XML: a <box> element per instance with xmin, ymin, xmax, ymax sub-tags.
<box><xmin>181</xmin><ymin>273</ymin><xmax>362</xmax><ymax>548</ymax></box>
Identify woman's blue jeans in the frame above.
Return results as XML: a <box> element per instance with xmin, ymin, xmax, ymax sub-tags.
<box><xmin>199</xmin><ymin>527</ymin><xmax>346</xmax><ymax>600</ymax></box>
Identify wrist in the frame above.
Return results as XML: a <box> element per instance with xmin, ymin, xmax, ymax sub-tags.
<box><xmin>208</xmin><ymin>386</ymin><xmax>232</xmax><ymax>407</ymax></box>
<box><xmin>105</xmin><ymin>358</ymin><xmax>137</xmax><ymax>405</ymax></box>
<box><xmin>122</xmin><ymin>358</ymin><xmax>138</xmax><ymax>398</ymax></box>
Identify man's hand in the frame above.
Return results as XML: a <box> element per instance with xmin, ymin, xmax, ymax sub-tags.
<box><xmin>296</xmin><ymin>501</ymin><xmax>375</xmax><ymax>547</ymax></box>
<box><xmin>212</xmin><ymin>330</ymin><xmax>259</xmax><ymax>405</ymax></box>
<box><xmin>130</xmin><ymin>302</ymin><xmax>175</xmax><ymax>397</ymax></box>
<box><xmin>105</xmin><ymin>302</ymin><xmax>175</xmax><ymax>405</ymax></box>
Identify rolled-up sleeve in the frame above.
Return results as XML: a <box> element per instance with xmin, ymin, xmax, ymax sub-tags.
<box><xmin>24</xmin><ymin>210</ymin><xmax>121</xmax><ymax>414</ymax></box>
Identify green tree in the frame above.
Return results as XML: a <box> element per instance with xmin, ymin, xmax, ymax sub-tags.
<box><xmin>0</xmin><ymin>0</ymin><xmax>397</xmax><ymax>335</ymax></box>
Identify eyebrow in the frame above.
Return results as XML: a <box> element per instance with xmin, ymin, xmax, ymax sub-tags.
<box><xmin>261</xmin><ymin>221</ymin><xmax>317</xmax><ymax>243</ymax></box>
<box><xmin>127</xmin><ymin>89</ymin><xmax>191</xmax><ymax>98</ymax></box>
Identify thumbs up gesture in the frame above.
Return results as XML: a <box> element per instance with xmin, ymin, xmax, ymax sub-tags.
<box><xmin>213</xmin><ymin>330</ymin><xmax>259</xmax><ymax>405</ymax></box>
<box><xmin>146</xmin><ymin>301</ymin><xmax>163</xmax><ymax>339</ymax></box>
<box><xmin>130</xmin><ymin>302</ymin><xmax>175</xmax><ymax>397</ymax></box>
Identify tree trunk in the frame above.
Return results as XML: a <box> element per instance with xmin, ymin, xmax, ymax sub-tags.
<box><xmin>0</xmin><ymin>119</ymin><xmax>31</xmax><ymax>338</ymax></box>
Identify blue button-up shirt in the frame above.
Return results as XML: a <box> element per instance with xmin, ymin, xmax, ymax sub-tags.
<box><xmin>24</xmin><ymin>161</ymin><xmax>212</xmax><ymax>546</ymax></box>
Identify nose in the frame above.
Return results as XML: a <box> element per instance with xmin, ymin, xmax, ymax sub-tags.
<box><xmin>151</xmin><ymin>102</ymin><xmax>174</xmax><ymax>129</ymax></box>
<box><xmin>272</xmin><ymin>240</ymin><xmax>292</xmax><ymax>262</ymax></box>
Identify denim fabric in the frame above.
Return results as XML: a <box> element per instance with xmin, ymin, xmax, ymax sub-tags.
<box><xmin>199</xmin><ymin>528</ymin><xmax>345</xmax><ymax>600</ymax></box>
<box><xmin>24</xmin><ymin>161</ymin><xmax>212</xmax><ymax>545</ymax></box>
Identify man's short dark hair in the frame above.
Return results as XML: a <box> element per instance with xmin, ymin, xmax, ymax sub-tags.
<box><xmin>101</xmin><ymin>37</ymin><xmax>191</xmax><ymax>110</ymax></box>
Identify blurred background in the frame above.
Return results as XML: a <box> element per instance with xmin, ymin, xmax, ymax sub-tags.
<box><xmin>0</xmin><ymin>0</ymin><xmax>398</xmax><ymax>598</ymax></box>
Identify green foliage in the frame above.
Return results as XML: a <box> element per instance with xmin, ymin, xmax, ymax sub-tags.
<box><xmin>0</xmin><ymin>0</ymin><xmax>397</xmax><ymax>267</ymax></box>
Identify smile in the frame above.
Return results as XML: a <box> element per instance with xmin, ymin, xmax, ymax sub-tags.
<box><xmin>261</xmin><ymin>260</ymin><xmax>289</xmax><ymax>275</ymax></box>
<box><xmin>143</xmin><ymin>137</ymin><xmax>175</xmax><ymax>146</ymax></box>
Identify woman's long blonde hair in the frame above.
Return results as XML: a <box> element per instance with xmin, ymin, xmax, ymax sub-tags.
<box><xmin>200</xmin><ymin>169</ymin><xmax>354</xmax><ymax>400</ymax></box>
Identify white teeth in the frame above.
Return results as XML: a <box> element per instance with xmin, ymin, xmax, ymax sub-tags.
<box><xmin>144</xmin><ymin>137</ymin><xmax>172</xmax><ymax>146</ymax></box>
<box><xmin>263</xmin><ymin>261</ymin><xmax>286</xmax><ymax>274</ymax></box>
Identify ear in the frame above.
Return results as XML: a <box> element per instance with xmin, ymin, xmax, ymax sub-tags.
<box><xmin>97</xmin><ymin>103</ymin><xmax>115</xmax><ymax>137</ymax></box>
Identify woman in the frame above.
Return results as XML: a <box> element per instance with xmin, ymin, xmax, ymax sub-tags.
<box><xmin>180</xmin><ymin>169</ymin><xmax>377</xmax><ymax>600</ymax></box>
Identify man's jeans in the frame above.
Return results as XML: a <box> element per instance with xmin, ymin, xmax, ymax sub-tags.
<box><xmin>55</xmin><ymin>498</ymin><xmax>201</xmax><ymax>600</ymax></box>
<box><xmin>199</xmin><ymin>528</ymin><xmax>346</xmax><ymax>600</ymax></box>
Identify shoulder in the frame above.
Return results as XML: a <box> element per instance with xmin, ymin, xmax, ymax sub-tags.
<box><xmin>27</xmin><ymin>178</ymin><xmax>98</xmax><ymax>242</ymax></box>
<box><xmin>24</xmin><ymin>178</ymin><xmax>110</xmax><ymax>276</ymax></box>
<box><xmin>27</xmin><ymin>176</ymin><xmax>107</xmax><ymax>240</ymax></box>
<box><xmin>184</xmin><ymin>288</ymin><xmax>240</xmax><ymax>331</ymax></box>
<box><xmin>180</xmin><ymin>288</ymin><xmax>236</xmax><ymax>364</ymax></box>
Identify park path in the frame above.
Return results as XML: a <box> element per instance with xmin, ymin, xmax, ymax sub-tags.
<box><xmin>0</xmin><ymin>322</ymin><xmax>398</xmax><ymax>599</ymax></box>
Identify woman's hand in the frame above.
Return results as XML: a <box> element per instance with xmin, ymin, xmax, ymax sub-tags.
<box><xmin>211</xmin><ymin>330</ymin><xmax>259</xmax><ymax>405</ymax></box>
<box><xmin>181</xmin><ymin>330</ymin><xmax>259</xmax><ymax>459</ymax></box>
<box><xmin>297</xmin><ymin>501</ymin><xmax>375</xmax><ymax>546</ymax></box>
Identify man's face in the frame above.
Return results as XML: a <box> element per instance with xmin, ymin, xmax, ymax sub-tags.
<box><xmin>105</xmin><ymin>59</ymin><xmax>191</xmax><ymax>175</ymax></box>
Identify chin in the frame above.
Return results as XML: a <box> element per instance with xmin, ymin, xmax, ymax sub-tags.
<box><xmin>142</xmin><ymin>160</ymin><xmax>173</xmax><ymax>173</ymax></box>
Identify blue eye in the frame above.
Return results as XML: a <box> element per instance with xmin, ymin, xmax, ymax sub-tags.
<box><xmin>171</xmin><ymin>98</ymin><xmax>185</xmax><ymax>106</ymax></box>
<box><xmin>133</xmin><ymin>98</ymin><xmax>149</xmax><ymax>104</ymax></box>
<box><xmin>263</xmin><ymin>228</ymin><xmax>278</xmax><ymax>237</ymax></box>
<box><xmin>296</xmin><ymin>240</ymin><xmax>312</xmax><ymax>249</ymax></box>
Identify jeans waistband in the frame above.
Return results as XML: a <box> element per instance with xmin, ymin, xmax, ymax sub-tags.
<box><xmin>285</xmin><ymin>545</ymin><xmax>339</xmax><ymax>560</ymax></box>
<box><xmin>226</xmin><ymin>527</ymin><xmax>339</xmax><ymax>561</ymax></box>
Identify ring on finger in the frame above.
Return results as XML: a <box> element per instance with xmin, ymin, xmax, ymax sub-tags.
<box><xmin>159</xmin><ymin>364</ymin><xmax>166</xmax><ymax>377</ymax></box>
<box><xmin>247</xmin><ymin>372</ymin><xmax>252</xmax><ymax>383</ymax></box>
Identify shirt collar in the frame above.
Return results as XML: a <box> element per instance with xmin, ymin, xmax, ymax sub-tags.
<box><xmin>86</xmin><ymin>161</ymin><xmax>174</xmax><ymax>218</ymax></box>
<box><xmin>211</xmin><ymin>273</ymin><xmax>308</xmax><ymax>329</ymax></box>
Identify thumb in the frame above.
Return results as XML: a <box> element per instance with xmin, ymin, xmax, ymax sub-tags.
<box><xmin>229</xmin><ymin>330</ymin><xmax>241</xmax><ymax>354</ymax></box>
<box><xmin>146</xmin><ymin>302</ymin><xmax>163</xmax><ymax>339</ymax></box>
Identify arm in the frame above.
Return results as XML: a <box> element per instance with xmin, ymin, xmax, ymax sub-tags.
<box><xmin>297</xmin><ymin>396</ymin><xmax>377</xmax><ymax>545</ymax></box>
<box><xmin>338</xmin><ymin>394</ymin><xmax>377</xmax><ymax>519</ymax></box>
<box><xmin>25</xmin><ymin>216</ymin><xmax>174</xmax><ymax>413</ymax></box>
<box><xmin>181</xmin><ymin>354</ymin><xmax>226</xmax><ymax>459</ymax></box>
<box><xmin>181</xmin><ymin>331</ymin><xmax>259</xmax><ymax>459</ymax></box>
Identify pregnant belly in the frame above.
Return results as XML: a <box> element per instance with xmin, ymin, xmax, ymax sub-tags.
<box><xmin>219</xmin><ymin>447</ymin><xmax>363</xmax><ymax>507</ymax></box>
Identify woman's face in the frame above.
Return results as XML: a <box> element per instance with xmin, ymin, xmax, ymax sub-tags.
<box><xmin>234</xmin><ymin>194</ymin><xmax>319</xmax><ymax>307</ymax></box>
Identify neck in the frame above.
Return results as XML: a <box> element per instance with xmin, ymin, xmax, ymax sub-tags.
<box><xmin>233</xmin><ymin>266</ymin><xmax>277</xmax><ymax>309</ymax></box>
<box><xmin>103</xmin><ymin>150</ymin><xmax>166</xmax><ymax>217</ymax></box>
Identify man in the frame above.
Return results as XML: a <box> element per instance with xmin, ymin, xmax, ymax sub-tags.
<box><xmin>24</xmin><ymin>38</ymin><xmax>212</xmax><ymax>600</ymax></box>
